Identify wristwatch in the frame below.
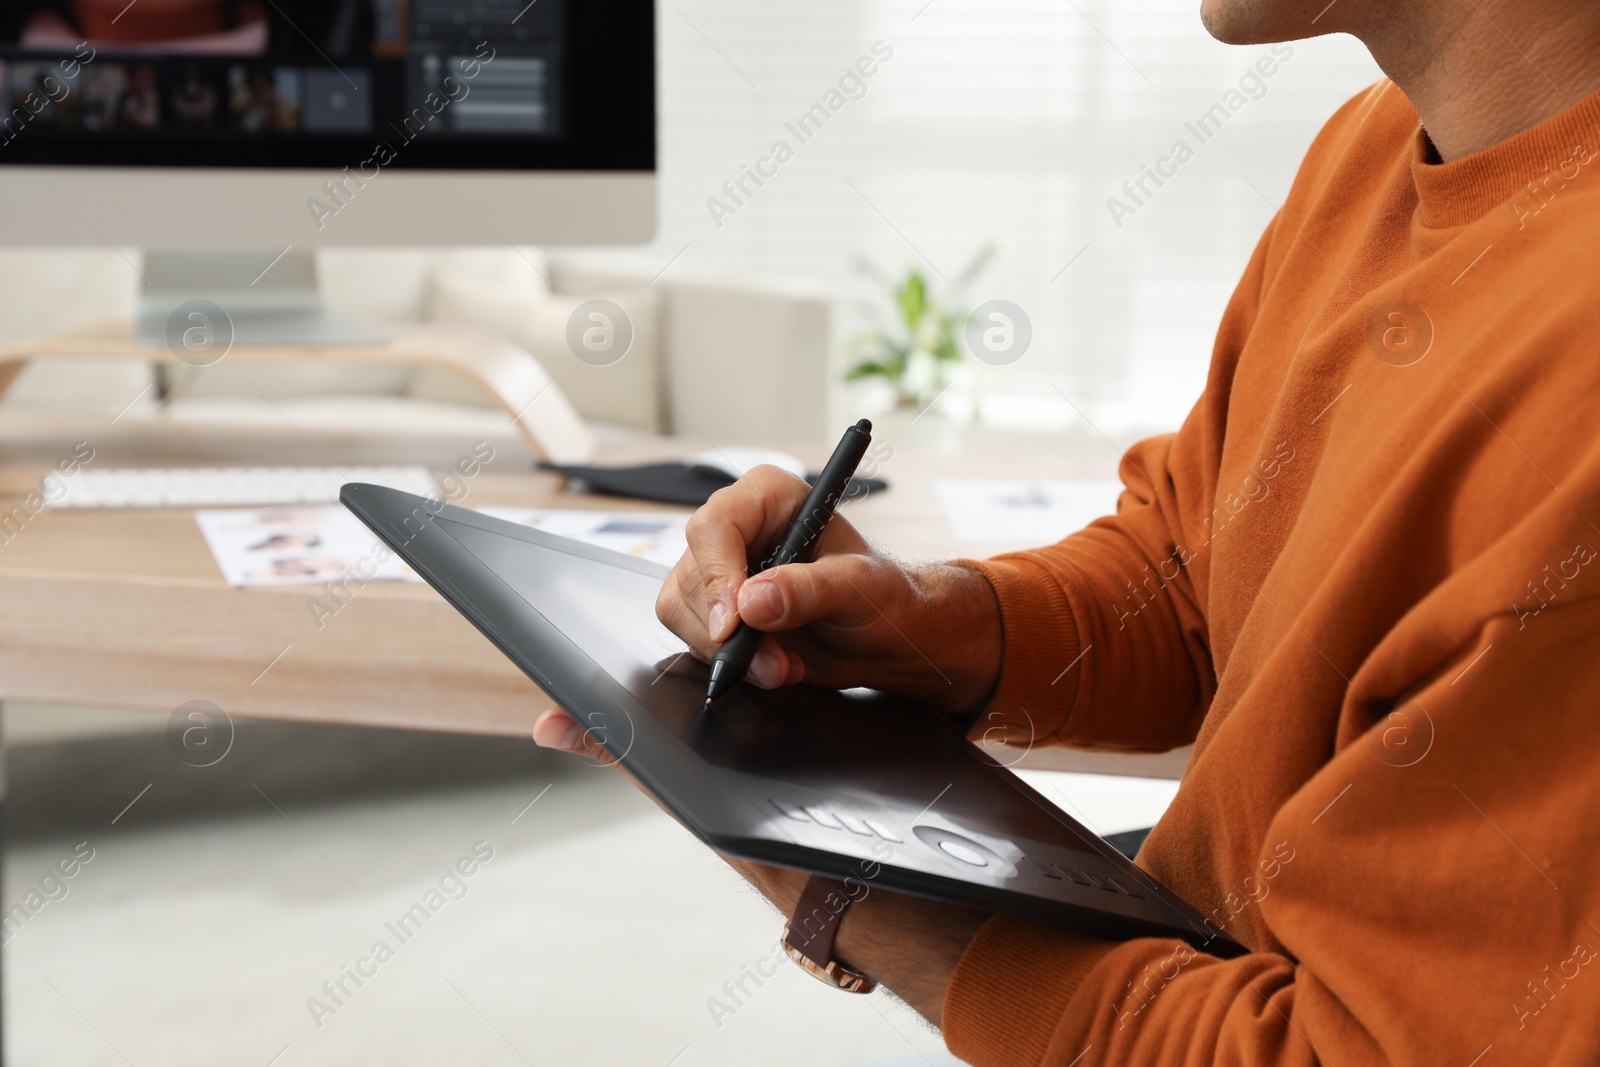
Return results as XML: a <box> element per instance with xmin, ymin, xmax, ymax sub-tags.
<box><xmin>781</xmin><ymin>874</ymin><xmax>877</xmax><ymax>994</ymax></box>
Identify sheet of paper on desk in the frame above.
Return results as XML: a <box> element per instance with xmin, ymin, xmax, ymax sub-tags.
<box><xmin>935</xmin><ymin>479</ymin><xmax>1123</xmax><ymax>544</ymax></box>
<box><xmin>476</xmin><ymin>507</ymin><xmax>689</xmax><ymax>567</ymax></box>
<box><xmin>196</xmin><ymin>504</ymin><xmax>420</xmax><ymax>587</ymax></box>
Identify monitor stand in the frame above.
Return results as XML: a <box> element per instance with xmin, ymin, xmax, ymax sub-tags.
<box><xmin>137</xmin><ymin>250</ymin><xmax>386</xmax><ymax>348</ymax></box>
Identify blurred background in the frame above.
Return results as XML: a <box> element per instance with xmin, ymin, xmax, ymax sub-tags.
<box><xmin>630</xmin><ymin>0</ymin><xmax>1380</xmax><ymax>439</ymax></box>
<box><xmin>0</xmin><ymin>1</ymin><xmax>1380</xmax><ymax>1064</ymax></box>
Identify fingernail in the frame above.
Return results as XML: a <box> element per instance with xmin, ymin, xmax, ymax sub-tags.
<box><xmin>739</xmin><ymin>579</ymin><xmax>784</xmax><ymax>623</ymax></box>
<box><xmin>542</xmin><ymin>721</ymin><xmax>584</xmax><ymax>751</ymax></box>
<box><xmin>749</xmin><ymin>646</ymin><xmax>783</xmax><ymax>689</ymax></box>
<box><xmin>708</xmin><ymin>599</ymin><xmax>731</xmax><ymax>641</ymax></box>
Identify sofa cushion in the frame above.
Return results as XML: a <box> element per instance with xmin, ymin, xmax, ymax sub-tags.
<box><xmin>419</xmin><ymin>266</ymin><xmax>663</xmax><ymax>433</ymax></box>
<box><xmin>159</xmin><ymin>358</ymin><xmax>417</xmax><ymax>402</ymax></box>
<box><xmin>318</xmin><ymin>246</ymin><xmax>550</xmax><ymax>324</ymax></box>
<box><xmin>3</xmin><ymin>358</ymin><xmax>158</xmax><ymax>417</ymax></box>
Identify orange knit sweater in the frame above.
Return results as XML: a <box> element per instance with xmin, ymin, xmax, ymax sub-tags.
<box><xmin>945</xmin><ymin>81</ymin><xmax>1600</xmax><ymax>1065</ymax></box>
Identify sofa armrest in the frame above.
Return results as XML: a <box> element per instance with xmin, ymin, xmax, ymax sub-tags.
<box><xmin>549</xmin><ymin>260</ymin><xmax>834</xmax><ymax>447</ymax></box>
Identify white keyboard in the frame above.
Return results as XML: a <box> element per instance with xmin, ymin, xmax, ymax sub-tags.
<box><xmin>47</xmin><ymin>466</ymin><xmax>440</xmax><ymax>509</ymax></box>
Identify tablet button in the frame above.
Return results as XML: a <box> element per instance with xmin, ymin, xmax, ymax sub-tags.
<box><xmin>1052</xmin><ymin>864</ymin><xmax>1144</xmax><ymax>897</ymax></box>
<box><xmin>1024</xmin><ymin>856</ymin><xmax>1063</xmax><ymax>880</ymax></box>
<box><xmin>769</xmin><ymin>798</ymin><xmax>810</xmax><ymax>823</ymax></box>
<box><xmin>863</xmin><ymin>819</ymin><xmax>903</xmax><ymax>843</ymax></box>
<box><xmin>911</xmin><ymin>825</ymin><xmax>1017</xmax><ymax>877</ymax></box>
<box><xmin>833</xmin><ymin>812</ymin><xmax>875</xmax><ymax>837</ymax></box>
<box><xmin>1105</xmin><ymin>874</ymin><xmax>1147</xmax><ymax>899</ymax></box>
<box><xmin>1054</xmin><ymin>864</ymin><xmax>1101</xmax><ymax>888</ymax></box>
<box><xmin>937</xmin><ymin>839</ymin><xmax>989</xmax><ymax>867</ymax></box>
<box><xmin>803</xmin><ymin>806</ymin><xmax>844</xmax><ymax>830</ymax></box>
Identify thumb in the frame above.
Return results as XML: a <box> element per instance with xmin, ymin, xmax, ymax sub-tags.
<box><xmin>736</xmin><ymin>555</ymin><xmax>872</xmax><ymax>633</ymax></box>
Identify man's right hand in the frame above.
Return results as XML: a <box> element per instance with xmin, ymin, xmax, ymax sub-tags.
<box><xmin>654</xmin><ymin>465</ymin><xmax>1003</xmax><ymax>714</ymax></box>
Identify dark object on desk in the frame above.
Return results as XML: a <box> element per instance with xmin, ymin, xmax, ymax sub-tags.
<box><xmin>537</xmin><ymin>461</ymin><xmax>888</xmax><ymax>507</ymax></box>
<box><xmin>1105</xmin><ymin>827</ymin><xmax>1153</xmax><ymax>860</ymax></box>
<box><xmin>341</xmin><ymin>482</ymin><xmax>1248</xmax><ymax>957</ymax></box>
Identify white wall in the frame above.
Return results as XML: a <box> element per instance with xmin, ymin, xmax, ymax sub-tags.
<box><xmin>589</xmin><ymin>0</ymin><xmax>1384</xmax><ymax>439</ymax></box>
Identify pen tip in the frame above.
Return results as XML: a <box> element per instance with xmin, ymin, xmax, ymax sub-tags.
<box><xmin>855</xmin><ymin>418</ymin><xmax>872</xmax><ymax>433</ymax></box>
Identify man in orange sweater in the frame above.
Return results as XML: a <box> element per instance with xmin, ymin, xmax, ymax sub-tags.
<box><xmin>534</xmin><ymin>0</ymin><xmax>1600</xmax><ymax>1061</ymax></box>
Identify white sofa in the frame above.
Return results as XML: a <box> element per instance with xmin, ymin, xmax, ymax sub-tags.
<box><xmin>0</xmin><ymin>248</ymin><xmax>837</xmax><ymax>449</ymax></box>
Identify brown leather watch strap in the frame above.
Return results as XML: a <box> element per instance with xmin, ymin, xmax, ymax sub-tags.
<box><xmin>785</xmin><ymin>874</ymin><xmax>850</xmax><ymax>961</ymax></box>
<box><xmin>781</xmin><ymin>874</ymin><xmax>876</xmax><ymax>993</ymax></box>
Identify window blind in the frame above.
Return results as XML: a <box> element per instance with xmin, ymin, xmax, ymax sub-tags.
<box><xmin>609</xmin><ymin>0</ymin><xmax>1384</xmax><ymax>437</ymax></box>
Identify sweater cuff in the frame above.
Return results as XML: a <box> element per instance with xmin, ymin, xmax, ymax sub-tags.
<box><xmin>961</xmin><ymin>556</ymin><xmax>1082</xmax><ymax>742</ymax></box>
<box><xmin>942</xmin><ymin>914</ymin><xmax>1118</xmax><ymax>1067</ymax></box>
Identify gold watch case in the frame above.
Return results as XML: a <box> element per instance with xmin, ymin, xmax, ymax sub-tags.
<box><xmin>781</xmin><ymin>925</ymin><xmax>878</xmax><ymax>994</ymax></box>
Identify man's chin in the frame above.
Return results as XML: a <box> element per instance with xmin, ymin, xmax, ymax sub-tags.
<box><xmin>1199</xmin><ymin>0</ymin><xmax>1311</xmax><ymax>45</ymax></box>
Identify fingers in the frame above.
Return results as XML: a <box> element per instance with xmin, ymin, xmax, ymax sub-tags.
<box><xmin>533</xmin><ymin>708</ymin><xmax>681</xmax><ymax>823</ymax></box>
<box><xmin>748</xmin><ymin>635</ymin><xmax>804</xmax><ymax>689</ymax></box>
<box><xmin>681</xmin><ymin>466</ymin><xmax>813</xmax><ymax>641</ymax></box>
<box><xmin>532</xmin><ymin>707</ymin><xmax>614</xmax><ymax>764</ymax></box>
<box><xmin>657</xmin><ymin>464</ymin><xmax>880</xmax><ymax>693</ymax></box>
<box><xmin>656</xmin><ymin>551</ymin><xmax>715</xmax><ymax>660</ymax></box>
<box><xmin>736</xmin><ymin>553</ymin><xmax>871</xmax><ymax>633</ymax></box>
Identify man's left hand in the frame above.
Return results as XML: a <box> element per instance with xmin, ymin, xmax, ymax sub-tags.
<box><xmin>532</xmin><ymin>705</ymin><xmax>990</xmax><ymax>1027</ymax></box>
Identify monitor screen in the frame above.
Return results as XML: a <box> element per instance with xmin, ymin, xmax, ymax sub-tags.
<box><xmin>0</xmin><ymin>0</ymin><xmax>653</xmax><ymax>171</ymax></box>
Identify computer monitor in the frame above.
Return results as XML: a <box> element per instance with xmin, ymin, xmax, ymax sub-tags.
<box><xmin>0</xmin><ymin>0</ymin><xmax>655</xmax><ymax>342</ymax></box>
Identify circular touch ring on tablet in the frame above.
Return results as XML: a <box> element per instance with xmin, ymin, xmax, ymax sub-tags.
<box><xmin>912</xmin><ymin>825</ymin><xmax>1019</xmax><ymax>878</ymax></box>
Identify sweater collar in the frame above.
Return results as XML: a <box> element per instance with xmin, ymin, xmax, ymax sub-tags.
<box><xmin>1410</xmin><ymin>87</ymin><xmax>1600</xmax><ymax>230</ymax></box>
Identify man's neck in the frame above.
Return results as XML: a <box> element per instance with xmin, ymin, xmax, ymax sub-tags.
<box><xmin>1355</xmin><ymin>1</ymin><xmax>1600</xmax><ymax>161</ymax></box>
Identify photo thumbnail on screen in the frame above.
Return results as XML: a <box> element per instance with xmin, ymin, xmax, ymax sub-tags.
<box><xmin>0</xmin><ymin>1</ymin><xmax>565</xmax><ymax>155</ymax></box>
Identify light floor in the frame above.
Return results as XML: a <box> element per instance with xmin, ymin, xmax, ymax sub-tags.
<box><xmin>2</xmin><ymin>708</ymin><xmax>1175</xmax><ymax>1067</ymax></box>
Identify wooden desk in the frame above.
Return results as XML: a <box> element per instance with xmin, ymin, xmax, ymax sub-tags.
<box><xmin>0</xmin><ymin>414</ymin><xmax>1187</xmax><ymax>778</ymax></box>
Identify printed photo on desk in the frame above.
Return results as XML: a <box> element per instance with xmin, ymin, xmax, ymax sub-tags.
<box><xmin>194</xmin><ymin>504</ymin><xmax>419</xmax><ymax>587</ymax></box>
<box><xmin>195</xmin><ymin>505</ymin><xmax>691</xmax><ymax>587</ymax></box>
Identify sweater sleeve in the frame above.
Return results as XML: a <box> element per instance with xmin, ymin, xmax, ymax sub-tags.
<box><xmin>964</xmin><ymin>431</ymin><xmax>1216</xmax><ymax>751</ymax></box>
<box><xmin>944</xmin><ymin>598</ymin><xmax>1600</xmax><ymax>1066</ymax></box>
<box><xmin>964</xmin><ymin>219</ymin><xmax>1278</xmax><ymax>752</ymax></box>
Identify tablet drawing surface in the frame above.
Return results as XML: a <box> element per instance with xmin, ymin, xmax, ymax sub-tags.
<box><xmin>342</xmin><ymin>484</ymin><xmax>1245</xmax><ymax>956</ymax></box>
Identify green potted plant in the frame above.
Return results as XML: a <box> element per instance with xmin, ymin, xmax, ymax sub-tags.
<box><xmin>845</xmin><ymin>245</ymin><xmax>996</xmax><ymax>413</ymax></box>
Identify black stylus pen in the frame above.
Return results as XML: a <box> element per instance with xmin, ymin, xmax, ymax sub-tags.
<box><xmin>704</xmin><ymin>418</ymin><xmax>873</xmax><ymax>705</ymax></box>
